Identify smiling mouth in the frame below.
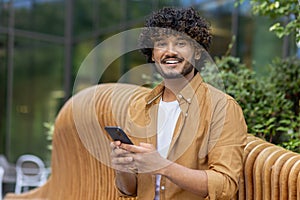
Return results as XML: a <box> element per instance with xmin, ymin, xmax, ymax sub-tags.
<box><xmin>161</xmin><ymin>58</ymin><xmax>184</xmax><ymax>65</ymax></box>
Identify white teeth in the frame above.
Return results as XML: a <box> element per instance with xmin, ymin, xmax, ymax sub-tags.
<box><xmin>165</xmin><ymin>60</ymin><xmax>179</xmax><ymax>64</ymax></box>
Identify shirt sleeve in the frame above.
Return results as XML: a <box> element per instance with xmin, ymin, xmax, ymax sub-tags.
<box><xmin>114</xmin><ymin>176</ymin><xmax>138</xmax><ymax>198</ymax></box>
<box><xmin>205</xmin><ymin>98</ymin><xmax>247</xmax><ymax>199</ymax></box>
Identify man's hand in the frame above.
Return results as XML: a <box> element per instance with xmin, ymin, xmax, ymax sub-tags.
<box><xmin>120</xmin><ymin>142</ymin><xmax>172</xmax><ymax>174</ymax></box>
<box><xmin>110</xmin><ymin>141</ymin><xmax>137</xmax><ymax>195</ymax></box>
<box><xmin>111</xmin><ymin>141</ymin><xmax>208</xmax><ymax>197</ymax></box>
<box><xmin>110</xmin><ymin>141</ymin><xmax>137</xmax><ymax>174</ymax></box>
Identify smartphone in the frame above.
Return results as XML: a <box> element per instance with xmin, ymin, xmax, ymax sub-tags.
<box><xmin>104</xmin><ymin>126</ymin><xmax>133</xmax><ymax>145</ymax></box>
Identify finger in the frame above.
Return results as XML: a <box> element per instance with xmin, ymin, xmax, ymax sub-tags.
<box><xmin>115</xmin><ymin>166</ymin><xmax>138</xmax><ymax>174</ymax></box>
<box><xmin>139</xmin><ymin>142</ymin><xmax>154</xmax><ymax>149</ymax></box>
<box><xmin>110</xmin><ymin>142</ymin><xmax>115</xmax><ymax>149</ymax></box>
<box><xmin>110</xmin><ymin>142</ymin><xmax>118</xmax><ymax>151</ymax></box>
<box><xmin>111</xmin><ymin>147</ymin><xmax>131</xmax><ymax>157</ymax></box>
<box><xmin>120</xmin><ymin>144</ymin><xmax>147</xmax><ymax>153</ymax></box>
<box><xmin>113</xmin><ymin>161</ymin><xmax>136</xmax><ymax>168</ymax></box>
<box><xmin>121</xmin><ymin>143</ymin><xmax>154</xmax><ymax>153</ymax></box>
<box><xmin>110</xmin><ymin>141</ymin><xmax>121</xmax><ymax>149</ymax></box>
<box><xmin>112</xmin><ymin>156</ymin><xmax>134</xmax><ymax>164</ymax></box>
<box><xmin>112</xmin><ymin>163</ymin><xmax>136</xmax><ymax>172</ymax></box>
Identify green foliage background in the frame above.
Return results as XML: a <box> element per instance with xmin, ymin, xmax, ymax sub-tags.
<box><xmin>203</xmin><ymin>56</ymin><xmax>300</xmax><ymax>152</ymax></box>
<box><xmin>239</xmin><ymin>0</ymin><xmax>300</xmax><ymax>43</ymax></box>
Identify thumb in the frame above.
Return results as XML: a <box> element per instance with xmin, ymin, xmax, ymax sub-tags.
<box><xmin>139</xmin><ymin>142</ymin><xmax>154</xmax><ymax>149</ymax></box>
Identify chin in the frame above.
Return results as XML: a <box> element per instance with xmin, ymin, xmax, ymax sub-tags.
<box><xmin>160</xmin><ymin>72</ymin><xmax>186</xmax><ymax>79</ymax></box>
<box><xmin>155</xmin><ymin>64</ymin><xmax>194</xmax><ymax>79</ymax></box>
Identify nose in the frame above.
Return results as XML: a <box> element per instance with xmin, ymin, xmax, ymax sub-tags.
<box><xmin>165</xmin><ymin>43</ymin><xmax>178</xmax><ymax>55</ymax></box>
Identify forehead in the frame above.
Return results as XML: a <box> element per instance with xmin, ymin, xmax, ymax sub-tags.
<box><xmin>153</xmin><ymin>35</ymin><xmax>191</xmax><ymax>42</ymax></box>
<box><xmin>149</xmin><ymin>28</ymin><xmax>192</xmax><ymax>41</ymax></box>
<box><xmin>152</xmin><ymin>34</ymin><xmax>195</xmax><ymax>46</ymax></box>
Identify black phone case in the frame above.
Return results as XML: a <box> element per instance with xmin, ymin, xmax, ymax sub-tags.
<box><xmin>104</xmin><ymin>126</ymin><xmax>133</xmax><ymax>144</ymax></box>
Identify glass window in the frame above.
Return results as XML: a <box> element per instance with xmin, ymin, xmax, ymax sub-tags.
<box><xmin>10</xmin><ymin>37</ymin><xmax>64</xmax><ymax>162</ymax></box>
<box><xmin>14</xmin><ymin>0</ymin><xmax>64</xmax><ymax>35</ymax></box>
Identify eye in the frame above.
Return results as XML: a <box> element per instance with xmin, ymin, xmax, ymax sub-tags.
<box><xmin>177</xmin><ymin>40</ymin><xmax>187</xmax><ymax>47</ymax></box>
<box><xmin>155</xmin><ymin>41</ymin><xmax>167</xmax><ymax>48</ymax></box>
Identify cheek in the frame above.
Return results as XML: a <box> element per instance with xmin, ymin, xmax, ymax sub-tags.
<box><xmin>182</xmin><ymin>54</ymin><xmax>193</xmax><ymax>63</ymax></box>
<box><xmin>152</xmin><ymin>50</ymin><xmax>160</xmax><ymax>61</ymax></box>
<box><xmin>184</xmin><ymin>51</ymin><xmax>196</xmax><ymax>62</ymax></box>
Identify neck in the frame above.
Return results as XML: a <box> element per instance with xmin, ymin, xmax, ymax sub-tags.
<box><xmin>162</xmin><ymin>71</ymin><xmax>195</xmax><ymax>102</ymax></box>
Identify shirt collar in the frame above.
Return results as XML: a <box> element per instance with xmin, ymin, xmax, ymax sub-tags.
<box><xmin>145</xmin><ymin>83</ymin><xmax>164</xmax><ymax>105</ymax></box>
<box><xmin>145</xmin><ymin>73</ymin><xmax>203</xmax><ymax>105</ymax></box>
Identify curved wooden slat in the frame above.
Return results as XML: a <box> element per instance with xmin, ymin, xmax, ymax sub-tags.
<box><xmin>279</xmin><ymin>155</ymin><xmax>300</xmax><ymax>200</ymax></box>
<box><xmin>261</xmin><ymin>147</ymin><xmax>287</xmax><ymax>200</ymax></box>
<box><xmin>244</xmin><ymin>137</ymin><xmax>265</xmax><ymax>160</ymax></box>
<box><xmin>246</xmin><ymin>134</ymin><xmax>260</xmax><ymax>143</ymax></box>
<box><xmin>238</xmin><ymin>135</ymin><xmax>262</xmax><ymax>200</ymax></box>
<box><xmin>244</xmin><ymin>142</ymin><xmax>273</xmax><ymax>200</ymax></box>
<box><xmin>271</xmin><ymin>152</ymin><xmax>297</xmax><ymax>200</ymax></box>
<box><xmin>297</xmin><ymin>172</ymin><xmax>300</xmax><ymax>200</ymax></box>
<box><xmin>253</xmin><ymin>146</ymin><xmax>284</xmax><ymax>200</ymax></box>
<box><xmin>288</xmin><ymin>160</ymin><xmax>300</xmax><ymax>200</ymax></box>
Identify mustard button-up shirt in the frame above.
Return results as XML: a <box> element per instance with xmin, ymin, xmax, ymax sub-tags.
<box><xmin>122</xmin><ymin>73</ymin><xmax>247</xmax><ymax>200</ymax></box>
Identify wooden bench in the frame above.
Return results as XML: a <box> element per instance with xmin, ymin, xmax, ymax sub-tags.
<box><xmin>4</xmin><ymin>83</ymin><xmax>300</xmax><ymax>200</ymax></box>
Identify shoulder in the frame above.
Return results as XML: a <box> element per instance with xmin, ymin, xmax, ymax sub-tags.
<box><xmin>200</xmin><ymin>82</ymin><xmax>242</xmax><ymax>111</ymax></box>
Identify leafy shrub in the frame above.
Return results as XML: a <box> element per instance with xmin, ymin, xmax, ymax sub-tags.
<box><xmin>238</xmin><ymin>0</ymin><xmax>300</xmax><ymax>43</ymax></box>
<box><xmin>269</xmin><ymin>57</ymin><xmax>300</xmax><ymax>116</ymax></box>
<box><xmin>203</xmin><ymin>56</ymin><xmax>300</xmax><ymax>152</ymax></box>
<box><xmin>44</xmin><ymin>121</ymin><xmax>54</xmax><ymax>151</ymax></box>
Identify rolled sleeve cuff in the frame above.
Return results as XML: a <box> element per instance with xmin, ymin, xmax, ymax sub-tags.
<box><xmin>205</xmin><ymin>170</ymin><xmax>223</xmax><ymax>200</ymax></box>
<box><xmin>114</xmin><ymin>177</ymin><xmax>137</xmax><ymax>199</ymax></box>
<box><xmin>205</xmin><ymin>170</ymin><xmax>238</xmax><ymax>200</ymax></box>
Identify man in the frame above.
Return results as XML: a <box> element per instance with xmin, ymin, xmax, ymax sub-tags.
<box><xmin>110</xmin><ymin>7</ymin><xmax>247</xmax><ymax>200</ymax></box>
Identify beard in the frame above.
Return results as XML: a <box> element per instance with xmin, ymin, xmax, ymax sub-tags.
<box><xmin>154</xmin><ymin>62</ymin><xmax>194</xmax><ymax>79</ymax></box>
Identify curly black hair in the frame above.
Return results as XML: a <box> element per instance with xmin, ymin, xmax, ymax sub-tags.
<box><xmin>139</xmin><ymin>7</ymin><xmax>212</xmax><ymax>63</ymax></box>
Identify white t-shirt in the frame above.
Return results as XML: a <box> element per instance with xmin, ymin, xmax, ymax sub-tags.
<box><xmin>155</xmin><ymin>98</ymin><xmax>181</xmax><ymax>200</ymax></box>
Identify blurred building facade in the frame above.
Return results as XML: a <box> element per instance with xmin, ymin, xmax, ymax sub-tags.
<box><xmin>0</xmin><ymin>0</ymin><xmax>296</xmax><ymax>163</ymax></box>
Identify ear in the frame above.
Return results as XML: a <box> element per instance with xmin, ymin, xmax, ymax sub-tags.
<box><xmin>151</xmin><ymin>52</ymin><xmax>155</xmax><ymax>61</ymax></box>
<box><xmin>194</xmin><ymin>49</ymin><xmax>201</xmax><ymax>60</ymax></box>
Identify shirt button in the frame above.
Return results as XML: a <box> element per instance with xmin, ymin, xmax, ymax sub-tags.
<box><xmin>187</xmin><ymin>98</ymin><xmax>191</xmax><ymax>103</ymax></box>
<box><xmin>161</xmin><ymin>186</ymin><xmax>165</xmax><ymax>190</ymax></box>
<box><xmin>178</xmin><ymin>94</ymin><xmax>182</xmax><ymax>99</ymax></box>
<box><xmin>185</xmin><ymin>113</ymin><xmax>188</xmax><ymax>117</ymax></box>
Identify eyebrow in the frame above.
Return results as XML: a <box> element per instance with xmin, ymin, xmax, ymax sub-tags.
<box><xmin>177</xmin><ymin>37</ymin><xmax>188</xmax><ymax>41</ymax></box>
<box><xmin>153</xmin><ymin>36</ymin><xmax>189</xmax><ymax>42</ymax></box>
<box><xmin>153</xmin><ymin>37</ymin><xmax>166</xmax><ymax>42</ymax></box>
